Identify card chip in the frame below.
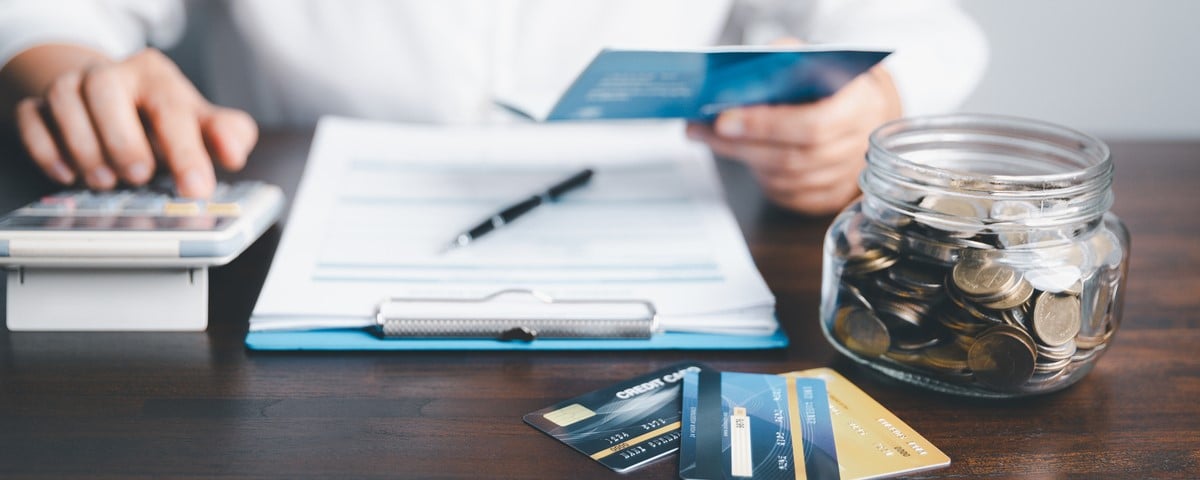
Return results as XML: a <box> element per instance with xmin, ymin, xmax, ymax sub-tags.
<box><xmin>543</xmin><ymin>403</ymin><xmax>596</xmax><ymax>427</ymax></box>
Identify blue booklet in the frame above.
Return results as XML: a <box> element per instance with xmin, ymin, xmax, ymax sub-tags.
<box><xmin>501</xmin><ymin>46</ymin><xmax>890</xmax><ymax>121</ymax></box>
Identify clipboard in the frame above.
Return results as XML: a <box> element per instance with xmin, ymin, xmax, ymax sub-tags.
<box><xmin>245</xmin><ymin>289</ymin><xmax>788</xmax><ymax>351</ymax></box>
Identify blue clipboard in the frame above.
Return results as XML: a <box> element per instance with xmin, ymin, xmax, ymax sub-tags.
<box><xmin>245</xmin><ymin>289</ymin><xmax>788</xmax><ymax>351</ymax></box>
<box><xmin>244</xmin><ymin>329</ymin><xmax>789</xmax><ymax>351</ymax></box>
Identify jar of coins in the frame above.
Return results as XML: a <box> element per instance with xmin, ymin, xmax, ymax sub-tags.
<box><xmin>820</xmin><ymin>114</ymin><xmax>1129</xmax><ymax>397</ymax></box>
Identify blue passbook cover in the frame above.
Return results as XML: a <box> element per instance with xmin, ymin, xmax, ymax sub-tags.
<box><xmin>508</xmin><ymin>46</ymin><xmax>890</xmax><ymax>121</ymax></box>
<box><xmin>244</xmin><ymin>329</ymin><xmax>788</xmax><ymax>351</ymax></box>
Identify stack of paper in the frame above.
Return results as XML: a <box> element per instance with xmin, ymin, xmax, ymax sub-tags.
<box><xmin>249</xmin><ymin>117</ymin><xmax>778</xmax><ymax>344</ymax></box>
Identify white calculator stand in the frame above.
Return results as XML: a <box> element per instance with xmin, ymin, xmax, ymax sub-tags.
<box><xmin>0</xmin><ymin>182</ymin><xmax>285</xmax><ymax>331</ymax></box>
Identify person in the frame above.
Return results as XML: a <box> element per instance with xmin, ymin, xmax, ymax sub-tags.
<box><xmin>0</xmin><ymin>0</ymin><xmax>986</xmax><ymax>215</ymax></box>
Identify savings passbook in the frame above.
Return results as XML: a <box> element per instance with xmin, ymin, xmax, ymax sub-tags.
<box><xmin>523</xmin><ymin>362</ymin><xmax>710</xmax><ymax>473</ymax></box>
<box><xmin>499</xmin><ymin>46</ymin><xmax>891</xmax><ymax>121</ymax></box>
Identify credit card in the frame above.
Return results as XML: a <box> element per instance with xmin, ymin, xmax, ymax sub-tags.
<box><xmin>680</xmin><ymin>370</ymin><xmax>840</xmax><ymax>480</ymax></box>
<box><xmin>524</xmin><ymin>362</ymin><xmax>709</xmax><ymax>473</ymax></box>
<box><xmin>783</xmin><ymin>369</ymin><xmax>951</xmax><ymax>479</ymax></box>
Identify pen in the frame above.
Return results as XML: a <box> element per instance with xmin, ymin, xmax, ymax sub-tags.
<box><xmin>444</xmin><ymin>167</ymin><xmax>594</xmax><ymax>251</ymax></box>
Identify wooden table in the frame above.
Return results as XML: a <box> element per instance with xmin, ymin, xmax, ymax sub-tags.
<box><xmin>2</xmin><ymin>132</ymin><xmax>1198</xmax><ymax>478</ymax></box>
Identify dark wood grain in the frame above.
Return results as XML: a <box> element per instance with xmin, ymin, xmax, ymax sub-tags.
<box><xmin>1</xmin><ymin>132</ymin><xmax>1198</xmax><ymax>479</ymax></box>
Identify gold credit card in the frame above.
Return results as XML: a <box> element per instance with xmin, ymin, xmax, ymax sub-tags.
<box><xmin>782</xmin><ymin>368</ymin><xmax>951</xmax><ymax>479</ymax></box>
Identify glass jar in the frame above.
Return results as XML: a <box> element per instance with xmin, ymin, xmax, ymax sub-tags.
<box><xmin>820</xmin><ymin>114</ymin><xmax>1130</xmax><ymax>397</ymax></box>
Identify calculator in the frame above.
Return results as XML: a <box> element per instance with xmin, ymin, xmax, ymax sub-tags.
<box><xmin>0</xmin><ymin>181</ymin><xmax>285</xmax><ymax>268</ymax></box>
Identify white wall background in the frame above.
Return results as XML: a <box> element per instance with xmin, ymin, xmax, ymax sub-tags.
<box><xmin>959</xmin><ymin>1</ymin><xmax>1199</xmax><ymax>140</ymax></box>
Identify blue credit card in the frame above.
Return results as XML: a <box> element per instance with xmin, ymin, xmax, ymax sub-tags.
<box><xmin>542</xmin><ymin>47</ymin><xmax>890</xmax><ymax>121</ymax></box>
<box><xmin>681</xmin><ymin>370</ymin><xmax>840</xmax><ymax>479</ymax></box>
<box><xmin>524</xmin><ymin>362</ymin><xmax>711</xmax><ymax>473</ymax></box>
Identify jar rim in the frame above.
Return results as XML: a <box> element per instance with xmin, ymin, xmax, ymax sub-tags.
<box><xmin>867</xmin><ymin>113</ymin><xmax>1111</xmax><ymax>194</ymax></box>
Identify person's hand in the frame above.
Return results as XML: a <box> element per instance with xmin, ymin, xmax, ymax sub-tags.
<box><xmin>686</xmin><ymin>63</ymin><xmax>902</xmax><ymax>216</ymax></box>
<box><xmin>10</xmin><ymin>47</ymin><xmax>257</xmax><ymax>198</ymax></box>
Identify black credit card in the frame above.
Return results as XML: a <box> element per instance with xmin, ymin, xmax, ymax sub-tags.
<box><xmin>524</xmin><ymin>362</ymin><xmax>710</xmax><ymax>473</ymax></box>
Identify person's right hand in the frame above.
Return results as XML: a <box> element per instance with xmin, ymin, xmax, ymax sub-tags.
<box><xmin>12</xmin><ymin>47</ymin><xmax>257</xmax><ymax>198</ymax></box>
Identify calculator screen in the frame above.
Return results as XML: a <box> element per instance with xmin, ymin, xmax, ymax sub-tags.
<box><xmin>0</xmin><ymin>215</ymin><xmax>235</xmax><ymax>231</ymax></box>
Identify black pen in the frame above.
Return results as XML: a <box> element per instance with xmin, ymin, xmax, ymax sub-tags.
<box><xmin>443</xmin><ymin>168</ymin><xmax>594</xmax><ymax>251</ymax></box>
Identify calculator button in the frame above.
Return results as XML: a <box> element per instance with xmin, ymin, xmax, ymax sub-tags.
<box><xmin>163</xmin><ymin>201</ymin><xmax>202</xmax><ymax>216</ymax></box>
<box><xmin>76</xmin><ymin>193</ymin><xmax>129</xmax><ymax>213</ymax></box>
<box><xmin>29</xmin><ymin>194</ymin><xmax>77</xmax><ymax>212</ymax></box>
<box><xmin>122</xmin><ymin>195</ymin><xmax>168</xmax><ymax>214</ymax></box>
<box><xmin>27</xmin><ymin>202</ymin><xmax>74</xmax><ymax>213</ymax></box>
<box><xmin>212</xmin><ymin>182</ymin><xmax>256</xmax><ymax>203</ymax></box>
<box><xmin>206</xmin><ymin>202</ymin><xmax>242</xmax><ymax>216</ymax></box>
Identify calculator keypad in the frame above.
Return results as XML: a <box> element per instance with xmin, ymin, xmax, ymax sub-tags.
<box><xmin>0</xmin><ymin>181</ymin><xmax>262</xmax><ymax>232</ymax></box>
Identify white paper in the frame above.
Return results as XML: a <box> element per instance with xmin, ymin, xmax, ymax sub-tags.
<box><xmin>250</xmin><ymin>117</ymin><xmax>776</xmax><ymax>335</ymax></box>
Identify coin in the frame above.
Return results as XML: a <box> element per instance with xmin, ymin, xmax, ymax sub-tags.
<box><xmin>874</xmin><ymin>275</ymin><xmax>928</xmax><ymax>300</ymax></box>
<box><xmin>876</xmin><ymin>299</ymin><xmax>929</xmax><ymax>328</ymax></box>
<box><xmin>1036</xmin><ymin>339</ymin><xmax>1077</xmax><ymax>362</ymax></box>
<box><xmin>952</xmin><ymin>258</ymin><xmax>1021</xmax><ymax>303</ymax></box>
<box><xmin>833</xmin><ymin>306</ymin><xmax>891</xmax><ymax>357</ymax></box>
<box><xmin>1026</xmin><ymin>367</ymin><xmax>1068</xmax><ymax>387</ymax></box>
<box><xmin>1034</xmin><ymin>356</ymin><xmax>1071</xmax><ymax>374</ymax></box>
<box><xmin>884</xmin><ymin>348</ymin><xmax>924</xmax><ymax>366</ymax></box>
<box><xmin>915</xmin><ymin>195</ymin><xmax>986</xmax><ymax>237</ymax></box>
<box><xmin>838</xmin><ymin>283</ymin><xmax>875</xmax><ymax>311</ymax></box>
<box><xmin>1075</xmin><ymin>322</ymin><xmax>1115</xmax><ymax>350</ymax></box>
<box><xmin>843</xmin><ymin>248</ymin><xmax>899</xmax><ymax>276</ymax></box>
<box><xmin>981</xmin><ymin>276</ymin><xmax>1034</xmax><ymax>310</ymax></box>
<box><xmin>1031</xmin><ymin>292</ymin><xmax>1082</xmax><ymax>347</ymax></box>
<box><xmin>889</xmin><ymin>260</ymin><xmax>945</xmax><ymax>290</ymax></box>
<box><xmin>968</xmin><ymin>325</ymin><xmax>1037</xmax><ymax>390</ymax></box>
<box><xmin>920</xmin><ymin>343</ymin><xmax>971</xmax><ymax>374</ymax></box>
<box><xmin>946</xmin><ymin>283</ymin><xmax>1006</xmax><ymax>325</ymax></box>
<box><xmin>902</xmin><ymin>229</ymin><xmax>993</xmax><ymax>266</ymax></box>
<box><xmin>936</xmin><ymin>308</ymin><xmax>990</xmax><ymax>336</ymax></box>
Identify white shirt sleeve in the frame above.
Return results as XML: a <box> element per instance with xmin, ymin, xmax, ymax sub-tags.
<box><xmin>802</xmin><ymin>0</ymin><xmax>989</xmax><ymax>116</ymax></box>
<box><xmin>0</xmin><ymin>0</ymin><xmax>185</xmax><ymax>69</ymax></box>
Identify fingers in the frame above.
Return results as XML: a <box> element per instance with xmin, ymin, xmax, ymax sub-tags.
<box><xmin>15</xmin><ymin>98</ymin><xmax>74</xmax><ymax>184</ymax></box>
<box><xmin>712</xmin><ymin>72</ymin><xmax>878</xmax><ymax>146</ymax></box>
<box><xmin>687</xmin><ymin>122</ymin><xmax>868</xmax><ymax>215</ymax></box>
<box><xmin>760</xmin><ymin>170</ymin><xmax>863</xmax><ymax>216</ymax></box>
<box><xmin>201</xmin><ymin>106</ymin><xmax>257</xmax><ymax>171</ymax></box>
<box><xmin>12</xmin><ymin>48</ymin><xmax>249</xmax><ymax>196</ymax></box>
<box><xmin>44</xmin><ymin>71</ymin><xmax>115</xmax><ymax>189</ymax></box>
<box><xmin>143</xmin><ymin>95</ymin><xmax>215</xmax><ymax>198</ymax></box>
<box><xmin>81</xmin><ymin>65</ymin><xmax>155</xmax><ymax>185</ymax></box>
<box><xmin>688</xmin><ymin>123</ymin><xmax>848</xmax><ymax>175</ymax></box>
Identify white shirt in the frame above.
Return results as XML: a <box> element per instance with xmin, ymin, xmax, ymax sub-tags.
<box><xmin>0</xmin><ymin>0</ymin><xmax>987</xmax><ymax>128</ymax></box>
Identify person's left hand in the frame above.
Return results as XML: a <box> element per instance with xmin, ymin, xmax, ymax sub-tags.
<box><xmin>686</xmin><ymin>63</ymin><xmax>902</xmax><ymax>216</ymax></box>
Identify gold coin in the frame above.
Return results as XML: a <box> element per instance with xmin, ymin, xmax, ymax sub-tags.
<box><xmin>1036</xmin><ymin>339</ymin><xmax>1077</xmax><ymax>362</ymax></box>
<box><xmin>946</xmin><ymin>283</ymin><xmax>1006</xmax><ymax>324</ymax></box>
<box><xmin>833</xmin><ymin>306</ymin><xmax>891</xmax><ymax>357</ymax></box>
<box><xmin>876</xmin><ymin>299</ymin><xmax>928</xmax><ymax>328</ymax></box>
<box><xmin>884</xmin><ymin>348</ymin><xmax>924</xmax><ymax>366</ymax></box>
<box><xmin>981</xmin><ymin>277</ymin><xmax>1034</xmax><ymax>310</ymax></box>
<box><xmin>921</xmin><ymin>343</ymin><xmax>970</xmax><ymax>374</ymax></box>
<box><xmin>952</xmin><ymin>258</ymin><xmax>1020</xmax><ymax>302</ymax></box>
<box><xmin>888</xmin><ymin>321</ymin><xmax>942</xmax><ymax>351</ymax></box>
<box><xmin>888</xmin><ymin>261</ymin><xmax>945</xmax><ymax>291</ymax></box>
<box><xmin>1032</xmin><ymin>292</ymin><xmax>1082</xmax><ymax>347</ymax></box>
<box><xmin>843</xmin><ymin>248</ymin><xmax>899</xmax><ymax>276</ymax></box>
<box><xmin>967</xmin><ymin>325</ymin><xmax>1037</xmax><ymax>390</ymax></box>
